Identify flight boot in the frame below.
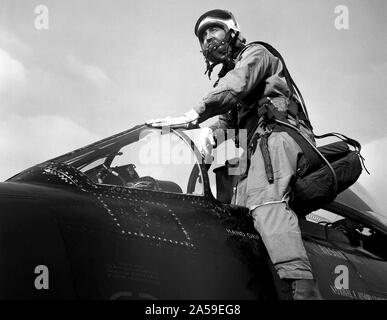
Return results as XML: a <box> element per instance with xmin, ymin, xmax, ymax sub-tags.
<box><xmin>278</xmin><ymin>278</ymin><xmax>323</xmax><ymax>300</ymax></box>
<box><xmin>291</xmin><ymin>279</ymin><xmax>323</xmax><ymax>300</ymax></box>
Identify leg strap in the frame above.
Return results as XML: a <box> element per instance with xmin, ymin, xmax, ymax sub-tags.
<box><xmin>259</xmin><ymin>132</ymin><xmax>274</xmax><ymax>184</ymax></box>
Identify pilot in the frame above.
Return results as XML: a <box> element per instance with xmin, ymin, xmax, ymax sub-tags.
<box><xmin>147</xmin><ymin>9</ymin><xmax>322</xmax><ymax>299</ymax></box>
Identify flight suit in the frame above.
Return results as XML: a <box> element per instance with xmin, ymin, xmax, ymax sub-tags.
<box><xmin>193</xmin><ymin>43</ymin><xmax>315</xmax><ymax>280</ymax></box>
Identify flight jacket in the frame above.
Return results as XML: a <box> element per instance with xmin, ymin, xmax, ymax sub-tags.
<box><xmin>193</xmin><ymin>42</ymin><xmax>292</xmax><ymax>142</ymax></box>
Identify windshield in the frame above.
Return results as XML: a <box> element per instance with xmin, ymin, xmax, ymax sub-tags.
<box><xmin>49</xmin><ymin>126</ymin><xmax>204</xmax><ymax>195</ymax></box>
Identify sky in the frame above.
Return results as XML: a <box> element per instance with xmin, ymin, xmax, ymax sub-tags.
<box><xmin>0</xmin><ymin>0</ymin><xmax>386</xmax><ymax>212</ymax></box>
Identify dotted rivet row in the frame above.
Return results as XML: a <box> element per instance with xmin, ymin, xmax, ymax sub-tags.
<box><xmin>99</xmin><ymin>186</ymin><xmax>209</xmax><ymax>207</ymax></box>
<box><xmin>169</xmin><ymin>209</ymin><xmax>192</xmax><ymax>242</ymax></box>
<box><xmin>41</xmin><ymin>163</ymin><xmax>96</xmax><ymax>191</ymax></box>
<box><xmin>43</xmin><ymin>168</ymin><xmax>75</xmax><ymax>185</ymax></box>
<box><xmin>95</xmin><ymin>193</ymin><xmax>195</xmax><ymax>249</ymax></box>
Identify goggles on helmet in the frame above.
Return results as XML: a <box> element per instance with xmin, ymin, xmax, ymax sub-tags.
<box><xmin>194</xmin><ymin>9</ymin><xmax>241</xmax><ymax>42</ymax></box>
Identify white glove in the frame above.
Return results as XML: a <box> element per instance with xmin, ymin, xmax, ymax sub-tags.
<box><xmin>197</xmin><ymin>127</ymin><xmax>216</xmax><ymax>163</ymax></box>
<box><xmin>145</xmin><ymin>109</ymin><xmax>199</xmax><ymax>129</ymax></box>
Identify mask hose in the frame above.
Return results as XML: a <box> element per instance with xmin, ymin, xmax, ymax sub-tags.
<box><xmin>202</xmin><ymin>30</ymin><xmax>239</xmax><ymax>81</ymax></box>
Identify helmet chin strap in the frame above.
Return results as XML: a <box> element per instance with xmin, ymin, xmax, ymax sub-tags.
<box><xmin>202</xmin><ymin>30</ymin><xmax>240</xmax><ymax>84</ymax></box>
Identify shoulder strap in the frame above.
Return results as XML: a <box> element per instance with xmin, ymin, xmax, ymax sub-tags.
<box><xmin>241</xmin><ymin>41</ymin><xmax>313</xmax><ymax>131</ymax></box>
<box><xmin>255</xmin><ymin>42</ymin><xmax>311</xmax><ymax>123</ymax></box>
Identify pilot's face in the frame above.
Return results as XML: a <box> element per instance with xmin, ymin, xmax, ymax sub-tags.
<box><xmin>201</xmin><ymin>26</ymin><xmax>226</xmax><ymax>48</ymax></box>
<box><xmin>200</xmin><ymin>26</ymin><xmax>228</xmax><ymax>63</ymax></box>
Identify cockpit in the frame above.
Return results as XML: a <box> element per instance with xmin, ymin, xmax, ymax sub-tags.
<box><xmin>51</xmin><ymin>126</ymin><xmax>205</xmax><ymax>196</ymax></box>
